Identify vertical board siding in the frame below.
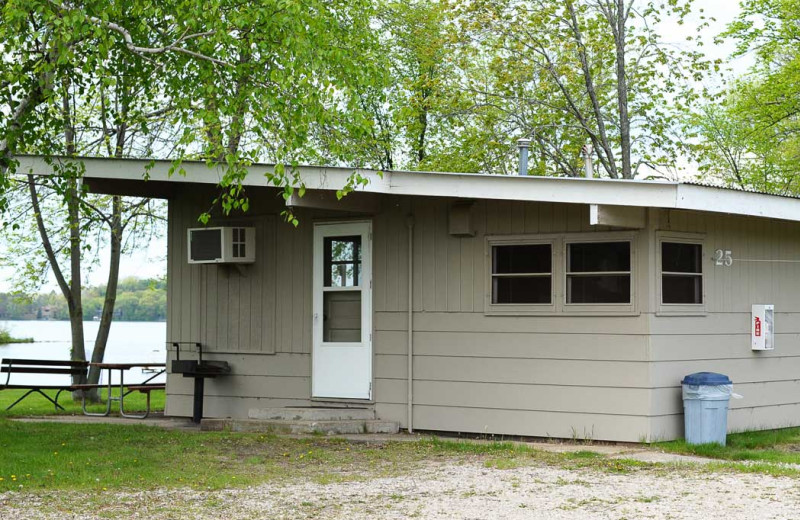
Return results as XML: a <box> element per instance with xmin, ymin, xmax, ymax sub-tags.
<box><xmin>168</xmin><ymin>197</ymin><xmax>277</xmax><ymax>354</ymax></box>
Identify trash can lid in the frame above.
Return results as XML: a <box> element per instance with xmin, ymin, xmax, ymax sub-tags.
<box><xmin>681</xmin><ymin>372</ymin><xmax>732</xmax><ymax>385</ymax></box>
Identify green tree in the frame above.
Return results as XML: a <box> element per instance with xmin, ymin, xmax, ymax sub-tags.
<box><xmin>1</xmin><ymin>0</ymin><xmax>383</xmax><ymax>393</ymax></box>
<box><xmin>691</xmin><ymin>0</ymin><xmax>800</xmax><ymax>194</ymax></box>
<box><xmin>452</xmin><ymin>0</ymin><xmax>714</xmax><ymax>178</ymax></box>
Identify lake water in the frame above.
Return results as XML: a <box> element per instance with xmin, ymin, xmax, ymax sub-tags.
<box><xmin>0</xmin><ymin>320</ymin><xmax>167</xmax><ymax>386</ymax></box>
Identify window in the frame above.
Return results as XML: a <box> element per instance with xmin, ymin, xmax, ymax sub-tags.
<box><xmin>661</xmin><ymin>242</ymin><xmax>703</xmax><ymax>304</ymax></box>
<box><xmin>491</xmin><ymin>243</ymin><xmax>552</xmax><ymax>304</ymax></box>
<box><xmin>566</xmin><ymin>241</ymin><xmax>631</xmax><ymax>304</ymax></box>
<box><xmin>324</xmin><ymin>236</ymin><xmax>362</xmax><ymax>287</ymax></box>
<box><xmin>322</xmin><ymin>235</ymin><xmax>363</xmax><ymax>342</ymax></box>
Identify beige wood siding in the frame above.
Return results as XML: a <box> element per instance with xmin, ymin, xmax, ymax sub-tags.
<box><xmin>167</xmin><ymin>194</ymin><xmax>280</xmax><ymax>354</ymax></box>
<box><xmin>647</xmin><ymin>210</ymin><xmax>800</xmax><ymax>441</ymax></box>
<box><xmin>165</xmin><ymin>192</ymin><xmax>315</xmax><ymax>417</ymax></box>
<box><xmin>369</xmin><ymin>198</ymin><xmax>653</xmax><ymax>442</ymax></box>
<box><xmin>166</xmin><ymin>191</ymin><xmax>800</xmax><ymax>442</ymax></box>
<box><xmin>167</xmin><ymin>194</ymin><xmax>655</xmax><ymax>441</ymax></box>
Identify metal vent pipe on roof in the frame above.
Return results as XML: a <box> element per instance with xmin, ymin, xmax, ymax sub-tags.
<box><xmin>517</xmin><ymin>139</ymin><xmax>531</xmax><ymax>176</ymax></box>
<box><xmin>581</xmin><ymin>141</ymin><xmax>593</xmax><ymax>178</ymax></box>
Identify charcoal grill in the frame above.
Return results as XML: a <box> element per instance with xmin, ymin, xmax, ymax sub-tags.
<box><xmin>170</xmin><ymin>343</ymin><xmax>231</xmax><ymax>423</ymax></box>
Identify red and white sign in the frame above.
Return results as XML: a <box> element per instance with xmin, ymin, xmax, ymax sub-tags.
<box><xmin>752</xmin><ymin>305</ymin><xmax>774</xmax><ymax>351</ymax></box>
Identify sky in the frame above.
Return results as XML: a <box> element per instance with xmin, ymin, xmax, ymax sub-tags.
<box><xmin>657</xmin><ymin>0</ymin><xmax>753</xmax><ymax>80</ymax></box>
<box><xmin>0</xmin><ymin>0</ymin><xmax>754</xmax><ymax>294</ymax></box>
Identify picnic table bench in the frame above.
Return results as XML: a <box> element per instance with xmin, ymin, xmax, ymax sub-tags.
<box><xmin>0</xmin><ymin>358</ymin><xmax>93</xmax><ymax>411</ymax></box>
<box><xmin>1</xmin><ymin>358</ymin><xmax>165</xmax><ymax>418</ymax></box>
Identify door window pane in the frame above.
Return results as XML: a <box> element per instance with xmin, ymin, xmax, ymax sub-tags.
<box><xmin>323</xmin><ymin>291</ymin><xmax>362</xmax><ymax>342</ymax></box>
<box><xmin>324</xmin><ymin>236</ymin><xmax>362</xmax><ymax>287</ymax></box>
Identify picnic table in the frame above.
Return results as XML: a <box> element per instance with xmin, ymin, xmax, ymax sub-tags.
<box><xmin>73</xmin><ymin>362</ymin><xmax>166</xmax><ymax>419</ymax></box>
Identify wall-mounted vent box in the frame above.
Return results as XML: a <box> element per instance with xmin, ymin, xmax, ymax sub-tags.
<box><xmin>752</xmin><ymin>304</ymin><xmax>775</xmax><ymax>351</ymax></box>
<box><xmin>188</xmin><ymin>227</ymin><xmax>255</xmax><ymax>264</ymax></box>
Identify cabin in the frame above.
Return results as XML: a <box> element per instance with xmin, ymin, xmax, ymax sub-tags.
<box><xmin>19</xmin><ymin>156</ymin><xmax>800</xmax><ymax>442</ymax></box>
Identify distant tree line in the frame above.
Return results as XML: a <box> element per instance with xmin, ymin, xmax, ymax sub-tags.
<box><xmin>0</xmin><ymin>277</ymin><xmax>166</xmax><ymax>322</ymax></box>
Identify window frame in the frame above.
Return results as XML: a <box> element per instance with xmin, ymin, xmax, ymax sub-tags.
<box><xmin>656</xmin><ymin>232</ymin><xmax>706</xmax><ymax>316</ymax></box>
<box><xmin>562</xmin><ymin>234</ymin><xmax>636</xmax><ymax>314</ymax></box>
<box><xmin>485</xmin><ymin>236</ymin><xmax>557</xmax><ymax>315</ymax></box>
<box><xmin>484</xmin><ymin>231</ymin><xmax>638</xmax><ymax>316</ymax></box>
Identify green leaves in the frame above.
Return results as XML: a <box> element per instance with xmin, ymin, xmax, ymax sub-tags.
<box><xmin>690</xmin><ymin>0</ymin><xmax>800</xmax><ymax>195</ymax></box>
<box><xmin>1</xmin><ymin>0</ymin><xmax>384</xmax><ymax>222</ymax></box>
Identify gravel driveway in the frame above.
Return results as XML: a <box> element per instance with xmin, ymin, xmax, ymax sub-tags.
<box><xmin>3</xmin><ymin>458</ymin><xmax>800</xmax><ymax>519</ymax></box>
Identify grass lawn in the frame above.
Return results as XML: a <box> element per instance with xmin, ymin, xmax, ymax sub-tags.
<box><xmin>3</xmin><ymin>386</ymin><xmax>800</xmax><ymax>496</ymax></box>
<box><xmin>0</xmin><ymin>419</ymin><xmax>657</xmax><ymax>494</ymax></box>
<box><xmin>658</xmin><ymin>428</ymin><xmax>800</xmax><ymax>474</ymax></box>
<box><xmin>0</xmin><ymin>388</ymin><xmax>165</xmax><ymax>417</ymax></box>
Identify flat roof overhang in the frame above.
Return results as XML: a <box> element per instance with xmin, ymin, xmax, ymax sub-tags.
<box><xmin>13</xmin><ymin>155</ymin><xmax>800</xmax><ymax>222</ymax></box>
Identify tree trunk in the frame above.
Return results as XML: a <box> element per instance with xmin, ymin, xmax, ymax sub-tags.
<box><xmin>415</xmin><ymin>86</ymin><xmax>430</xmax><ymax>165</ymax></box>
<box><xmin>566</xmin><ymin>2</ymin><xmax>619</xmax><ymax>178</ymax></box>
<box><xmin>416</xmin><ymin>108</ymin><xmax>428</xmax><ymax>164</ymax></box>
<box><xmin>86</xmin><ymin>107</ymin><xmax>129</xmax><ymax>394</ymax></box>
<box><xmin>614</xmin><ymin>0</ymin><xmax>632</xmax><ymax>179</ymax></box>
<box><xmin>27</xmin><ymin>173</ymin><xmax>88</xmax><ymax>391</ymax></box>
<box><xmin>61</xmin><ymin>78</ymin><xmax>90</xmax><ymax>395</ymax></box>
<box><xmin>1</xmin><ymin>73</ymin><xmax>53</xmax><ymax>201</ymax></box>
<box><xmin>87</xmin><ymin>196</ymin><xmax>122</xmax><ymax>386</ymax></box>
<box><xmin>67</xmin><ymin>178</ymin><xmax>88</xmax><ymax>392</ymax></box>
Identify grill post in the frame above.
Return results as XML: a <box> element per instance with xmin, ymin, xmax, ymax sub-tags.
<box><xmin>193</xmin><ymin>377</ymin><xmax>205</xmax><ymax>424</ymax></box>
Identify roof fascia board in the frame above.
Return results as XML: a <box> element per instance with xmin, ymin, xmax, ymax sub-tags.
<box><xmin>676</xmin><ymin>184</ymin><xmax>800</xmax><ymax>221</ymax></box>
<box><xmin>14</xmin><ymin>155</ymin><xmax>800</xmax><ymax>222</ymax></box>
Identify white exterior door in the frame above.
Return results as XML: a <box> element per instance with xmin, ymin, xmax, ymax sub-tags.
<box><xmin>312</xmin><ymin>222</ymin><xmax>372</xmax><ymax>399</ymax></box>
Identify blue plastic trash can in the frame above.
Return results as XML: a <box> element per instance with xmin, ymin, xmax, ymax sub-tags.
<box><xmin>681</xmin><ymin>372</ymin><xmax>733</xmax><ymax>445</ymax></box>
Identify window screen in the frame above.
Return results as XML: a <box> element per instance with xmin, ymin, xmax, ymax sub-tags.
<box><xmin>661</xmin><ymin>242</ymin><xmax>703</xmax><ymax>304</ymax></box>
<box><xmin>566</xmin><ymin>241</ymin><xmax>631</xmax><ymax>304</ymax></box>
<box><xmin>491</xmin><ymin>243</ymin><xmax>552</xmax><ymax>304</ymax></box>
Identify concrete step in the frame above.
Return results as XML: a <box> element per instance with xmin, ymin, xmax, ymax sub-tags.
<box><xmin>248</xmin><ymin>406</ymin><xmax>375</xmax><ymax>422</ymax></box>
<box><xmin>201</xmin><ymin>418</ymin><xmax>399</xmax><ymax>435</ymax></box>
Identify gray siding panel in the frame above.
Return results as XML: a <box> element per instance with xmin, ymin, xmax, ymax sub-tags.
<box><xmin>375</xmin><ymin>379</ymin><xmax>651</xmax><ymax>416</ymax></box>
<box><xmin>376</xmin><ymin>354</ymin><xmax>649</xmax><ymax>388</ymax></box>
<box><xmin>374</xmin><ymin>330</ymin><xmax>649</xmax><ymax>361</ymax></box>
<box><xmin>166</xmin><ymin>194</ymin><xmax>800</xmax><ymax>441</ymax></box>
<box><xmin>166</xmin><ymin>394</ymin><xmax>310</xmax><ymax>419</ymax></box>
<box><xmin>376</xmin><ymin>311</ymin><xmax>650</xmax><ymax>334</ymax></box>
<box><xmin>648</xmin><ymin>211</ymin><xmax>800</xmax><ymax>439</ymax></box>
<box><xmin>410</xmin><ymin>404</ymin><xmax>649</xmax><ymax>442</ymax></box>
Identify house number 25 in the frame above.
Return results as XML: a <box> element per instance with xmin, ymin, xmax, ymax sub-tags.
<box><xmin>714</xmin><ymin>249</ymin><xmax>733</xmax><ymax>267</ymax></box>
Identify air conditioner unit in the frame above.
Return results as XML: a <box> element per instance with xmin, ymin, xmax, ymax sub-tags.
<box><xmin>187</xmin><ymin>227</ymin><xmax>255</xmax><ymax>264</ymax></box>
